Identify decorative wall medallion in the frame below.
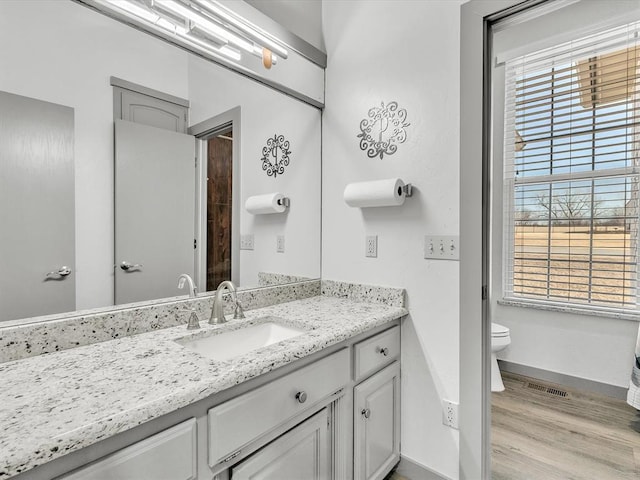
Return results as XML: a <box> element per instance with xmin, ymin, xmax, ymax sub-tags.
<box><xmin>357</xmin><ymin>101</ymin><xmax>410</xmax><ymax>159</ymax></box>
<box><xmin>261</xmin><ymin>134</ymin><xmax>291</xmax><ymax>177</ymax></box>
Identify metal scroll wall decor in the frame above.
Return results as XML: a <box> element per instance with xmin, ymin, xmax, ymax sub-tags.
<box><xmin>357</xmin><ymin>101</ymin><xmax>410</xmax><ymax>159</ymax></box>
<box><xmin>261</xmin><ymin>134</ymin><xmax>291</xmax><ymax>177</ymax></box>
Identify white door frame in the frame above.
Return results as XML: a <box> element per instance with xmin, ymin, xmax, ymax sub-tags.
<box><xmin>459</xmin><ymin>1</ymin><xmax>547</xmax><ymax>478</ymax></box>
<box><xmin>188</xmin><ymin>107</ymin><xmax>241</xmax><ymax>291</ymax></box>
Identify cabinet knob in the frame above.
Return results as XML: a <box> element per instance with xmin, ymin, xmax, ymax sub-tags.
<box><xmin>361</xmin><ymin>408</ymin><xmax>371</xmax><ymax>419</ymax></box>
<box><xmin>378</xmin><ymin>346</ymin><xmax>389</xmax><ymax>356</ymax></box>
<box><xmin>295</xmin><ymin>391</ymin><xmax>307</xmax><ymax>404</ymax></box>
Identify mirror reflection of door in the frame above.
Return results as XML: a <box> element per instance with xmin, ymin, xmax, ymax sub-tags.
<box><xmin>113</xmin><ymin>82</ymin><xmax>195</xmax><ymax>305</ymax></box>
<box><xmin>0</xmin><ymin>91</ymin><xmax>75</xmax><ymax>321</ymax></box>
<box><xmin>207</xmin><ymin>128</ymin><xmax>233</xmax><ymax>290</ymax></box>
<box><xmin>114</xmin><ymin>120</ymin><xmax>195</xmax><ymax>305</ymax></box>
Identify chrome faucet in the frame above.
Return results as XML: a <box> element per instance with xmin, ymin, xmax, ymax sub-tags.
<box><xmin>178</xmin><ymin>274</ymin><xmax>197</xmax><ymax>298</ymax></box>
<box><xmin>210</xmin><ymin>280</ymin><xmax>245</xmax><ymax>324</ymax></box>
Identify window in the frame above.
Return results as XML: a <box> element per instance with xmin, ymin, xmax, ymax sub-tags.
<box><xmin>503</xmin><ymin>23</ymin><xmax>640</xmax><ymax>311</ymax></box>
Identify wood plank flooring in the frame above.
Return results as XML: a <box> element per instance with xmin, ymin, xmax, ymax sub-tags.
<box><xmin>492</xmin><ymin>372</ymin><xmax>640</xmax><ymax>480</ymax></box>
<box><xmin>385</xmin><ymin>473</ymin><xmax>407</xmax><ymax>480</ymax></box>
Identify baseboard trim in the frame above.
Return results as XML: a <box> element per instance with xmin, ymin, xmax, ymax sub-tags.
<box><xmin>498</xmin><ymin>360</ymin><xmax>628</xmax><ymax>400</ymax></box>
<box><xmin>395</xmin><ymin>455</ymin><xmax>452</xmax><ymax>480</ymax></box>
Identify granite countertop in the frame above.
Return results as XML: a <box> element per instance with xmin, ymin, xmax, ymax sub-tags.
<box><xmin>0</xmin><ymin>295</ymin><xmax>407</xmax><ymax>478</ymax></box>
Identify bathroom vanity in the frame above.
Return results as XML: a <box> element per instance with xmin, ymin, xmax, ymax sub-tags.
<box><xmin>0</xmin><ymin>286</ymin><xmax>406</xmax><ymax>480</ymax></box>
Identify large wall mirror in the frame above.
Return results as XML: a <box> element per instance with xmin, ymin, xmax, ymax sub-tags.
<box><xmin>0</xmin><ymin>0</ymin><xmax>322</xmax><ymax>324</ymax></box>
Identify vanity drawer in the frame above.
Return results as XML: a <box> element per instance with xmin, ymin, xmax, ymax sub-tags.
<box><xmin>354</xmin><ymin>325</ymin><xmax>400</xmax><ymax>382</ymax></box>
<box><xmin>208</xmin><ymin>348</ymin><xmax>349</xmax><ymax>467</ymax></box>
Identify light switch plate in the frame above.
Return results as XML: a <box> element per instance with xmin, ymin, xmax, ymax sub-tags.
<box><xmin>366</xmin><ymin>235</ymin><xmax>378</xmax><ymax>258</ymax></box>
<box><xmin>240</xmin><ymin>234</ymin><xmax>254</xmax><ymax>250</ymax></box>
<box><xmin>276</xmin><ymin>235</ymin><xmax>285</xmax><ymax>253</ymax></box>
<box><xmin>424</xmin><ymin>235</ymin><xmax>459</xmax><ymax>260</ymax></box>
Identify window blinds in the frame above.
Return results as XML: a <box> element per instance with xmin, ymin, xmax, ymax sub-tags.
<box><xmin>503</xmin><ymin>22</ymin><xmax>640</xmax><ymax>309</ymax></box>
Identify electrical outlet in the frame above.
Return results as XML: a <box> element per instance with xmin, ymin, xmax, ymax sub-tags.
<box><xmin>365</xmin><ymin>235</ymin><xmax>378</xmax><ymax>258</ymax></box>
<box><xmin>442</xmin><ymin>399</ymin><xmax>459</xmax><ymax>429</ymax></box>
<box><xmin>424</xmin><ymin>235</ymin><xmax>459</xmax><ymax>260</ymax></box>
<box><xmin>240</xmin><ymin>234</ymin><xmax>254</xmax><ymax>250</ymax></box>
<box><xmin>276</xmin><ymin>235</ymin><xmax>285</xmax><ymax>253</ymax></box>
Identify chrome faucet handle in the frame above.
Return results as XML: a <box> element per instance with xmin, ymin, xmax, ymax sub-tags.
<box><xmin>180</xmin><ymin>308</ymin><xmax>201</xmax><ymax>330</ymax></box>
<box><xmin>234</xmin><ymin>300</ymin><xmax>246</xmax><ymax>319</ymax></box>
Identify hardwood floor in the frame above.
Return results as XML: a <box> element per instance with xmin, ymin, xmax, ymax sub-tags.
<box><xmin>385</xmin><ymin>472</ymin><xmax>407</xmax><ymax>480</ymax></box>
<box><xmin>492</xmin><ymin>372</ymin><xmax>640</xmax><ymax>480</ymax></box>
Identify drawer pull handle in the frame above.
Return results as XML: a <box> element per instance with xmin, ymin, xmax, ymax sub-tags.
<box><xmin>378</xmin><ymin>347</ymin><xmax>389</xmax><ymax>356</ymax></box>
<box><xmin>361</xmin><ymin>408</ymin><xmax>371</xmax><ymax>419</ymax></box>
<box><xmin>295</xmin><ymin>391</ymin><xmax>307</xmax><ymax>404</ymax></box>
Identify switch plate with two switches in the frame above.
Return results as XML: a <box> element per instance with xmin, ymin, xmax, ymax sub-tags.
<box><xmin>424</xmin><ymin>235</ymin><xmax>459</xmax><ymax>260</ymax></box>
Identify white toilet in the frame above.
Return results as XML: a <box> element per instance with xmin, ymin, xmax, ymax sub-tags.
<box><xmin>491</xmin><ymin>323</ymin><xmax>511</xmax><ymax>392</ymax></box>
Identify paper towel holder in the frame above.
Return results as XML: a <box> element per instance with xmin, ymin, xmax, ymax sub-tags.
<box><xmin>343</xmin><ymin>178</ymin><xmax>414</xmax><ymax>208</ymax></box>
<box><xmin>245</xmin><ymin>193</ymin><xmax>290</xmax><ymax>214</ymax></box>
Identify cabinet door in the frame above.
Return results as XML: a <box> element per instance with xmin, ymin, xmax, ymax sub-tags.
<box><xmin>59</xmin><ymin>418</ymin><xmax>197</xmax><ymax>480</ymax></box>
<box><xmin>354</xmin><ymin>362</ymin><xmax>400</xmax><ymax>480</ymax></box>
<box><xmin>231</xmin><ymin>408</ymin><xmax>330</xmax><ymax>480</ymax></box>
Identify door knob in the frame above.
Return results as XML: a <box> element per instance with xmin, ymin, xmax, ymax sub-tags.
<box><xmin>361</xmin><ymin>408</ymin><xmax>371</xmax><ymax>419</ymax></box>
<box><xmin>45</xmin><ymin>266</ymin><xmax>72</xmax><ymax>280</ymax></box>
<box><xmin>120</xmin><ymin>261</ymin><xmax>143</xmax><ymax>271</ymax></box>
<box><xmin>295</xmin><ymin>391</ymin><xmax>307</xmax><ymax>404</ymax></box>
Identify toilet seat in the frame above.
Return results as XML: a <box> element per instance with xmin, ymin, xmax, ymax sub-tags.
<box><xmin>491</xmin><ymin>322</ymin><xmax>510</xmax><ymax>338</ymax></box>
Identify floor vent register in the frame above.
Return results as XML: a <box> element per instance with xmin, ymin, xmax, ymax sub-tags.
<box><xmin>526</xmin><ymin>381</ymin><xmax>569</xmax><ymax>398</ymax></box>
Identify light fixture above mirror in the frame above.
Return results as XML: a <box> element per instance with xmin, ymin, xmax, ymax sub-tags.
<box><xmin>93</xmin><ymin>0</ymin><xmax>288</xmax><ymax>69</ymax></box>
<box><xmin>79</xmin><ymin>0</ymin><xmax>326</xmax><ymax>106</ymax></box>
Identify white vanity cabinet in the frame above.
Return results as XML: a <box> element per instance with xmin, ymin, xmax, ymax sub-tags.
<box><xmin>44</xmin><ymin>320</ymin><xmax>402</xmax><ymax>480</ymax></box>
<box><xmin>353</xmin><ymin>326</ymin><xmax>401</xmax><ymax>480</ymax></box>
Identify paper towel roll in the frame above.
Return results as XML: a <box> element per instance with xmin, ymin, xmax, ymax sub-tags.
<box><xmin>343</xmin><ymin>178</ymin><xmax>407</xmax><ymax>208</ymax></box>
<box><xmin>245</xmin><ymin>193</ymin><xmax>287</xmax><ymax>214</ymax></box>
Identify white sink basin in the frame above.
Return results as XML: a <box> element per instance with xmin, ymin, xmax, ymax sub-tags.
<box><xmin>178</xmin><ymin>321</ymin><xmax>306</xmax><ymax>361</ymax></box>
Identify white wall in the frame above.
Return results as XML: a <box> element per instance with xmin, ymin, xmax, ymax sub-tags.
<box><xmin>492</xmin><ymin>303</ymin><xmax>638</xmax><ymax>388</ymax></box>
<box><xmin>322</xmin><ymin>1</ymin><xmax>463</xmax><ymax>478</ymax></box>
<box><xmin>245</xmin><ymin>0</ymin><xmax>325</xmax><ymax>51</ymax></box>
